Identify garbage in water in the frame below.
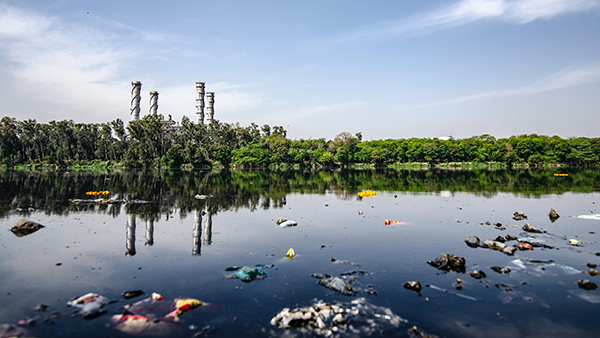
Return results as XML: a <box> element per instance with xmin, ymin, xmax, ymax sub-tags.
<box><xmin>357</xmin><ymin>190</ymin><xmax>377</xmax><ymax>197</ymax></box>
<box><xmin>85</xmin><ymin>190</ymin><xmax>110</xmax><ymax>196</ymax></box>
<box><xmin>311</xmin><ymin>273</ymin><xmax>354</xmax><ymax>295</ymax></box>
<box><xmin>522</xmin><ymin>223</ymin><xmax>545</xmax><ymax>233</ymax></box>
<box><xmin>465</xmin><ymin>236</ymin><xmax>480</xmax><ymax>248</ymax></box>
<box><xmin>577</xmin><ymin>279</ymin><xmax>598</xmax><ymax>290</ymax></box>
<box><xmin>331</xmin><ymin>257</ymin><xmax>361</xmax><ymax>266</ymax></box>
<box><xmin>425</xmin><ymin>284</ymin><xmax>477</xmax><ymax>301</ymax></box>
<box><xmin>553</xmin><ymin>173</ymin><xmax>569</xmax><ymax>176</ymax></box>
<box><xmin>194</xmin><ymin>194</ymin><xmax>213</xmax><ymax>199</ymax></box>
<box><xmin>122</xmin><ymin>290</ymin><xmax>144</xmax><ymax>299</ymax></box>
<box><xmin>286</xmin><ymin>248</ymin><xmax>296</xmax><ymax>260</ymax></box>
<box><xmin>0</xmin><ymin>324</ymin><xmax>29</xmax><ymax>338</ymax></box>
<box><xmin>491</xmin><ymin>266</ymin><xmax>511</xmax><ymax>274</ymax></box>
<box><xmin>505</xmin><ymin>234</ymin><xmax>518</xmax><ymax>241</ymax></box>
<box><xmin>67</xmin><ymin>292</ymin><xmax>110</xmax><ymax>318</ymax></box>
<box><xmin>577</xmin><ymin>214</ymin><xmax>600</xmax><ymax>220</ymax></box>
<box><xmin>427</xmin><ymin>253</ymin><xmax>466</xmax><ymax>273</ymax></box>
<box><xmin>408</xmin><ymin>325</ymin><xmax>439</xmax><ymax>338</ymax></box>
<box><xmin>569</xmin><ymin>239</ymin><xmax>580</xmax><ymax>245</ymax></box>
<box><xmin>269</xmin><ymin>298</ymin><xmax>407</xmax><ymax>337</ymax></box>
<box><xmin>225</xmin><ymin>265</ymin><xmax>269</xmax><ymax>282</ymax></box>
<box><xmin>276</xmin><ymin>217</ymin><xmax>297</xmax><ymax>228</ymax></box>
<box><xmin>585</xmin><ymin>269</ymin><xmax>599</xmax><ymax>276</ymax></box>
<box><xmin>513</xmin><ymin>211</ymin><xmax>528</xmax><ymax>221</ymax></box>
<box><xmin>514</xmin><ymin>242</ymin><xmax>533</xmax><ymax>250</ymax></box>
<box><xmin>165</xmin><ymin>298</ymin><xmax>203</xmax><ymax>321</ymax></box>
<box><xmin>549</xmin><ymin>209</ymin><xmax>560</xmax><ymax>222</ymax></box>
<box><xmin>480</xmin><ymin>239</ymin><xmax>517</xmax><ymax>255</ymax></box>
<box><xmin>10</xmin><ymin>219</ymin><xmax>44</xmax><ymax>237</ymax></box>
<box><xmin>468</xmin><ymin>270</ymin><xmax>486</xmax><ymax>279</ymax></box>
<box><xmin>384</xmin><ymin>219</ymin><xmax>412</xmax><ymax>226</ymax></box>
<box><xmin>403</xmin><ymin>281</ymin><xmax>422</xmax><ymax>293</ymax></box>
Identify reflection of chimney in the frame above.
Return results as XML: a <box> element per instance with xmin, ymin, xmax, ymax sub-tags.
<box><xmin>145</xmin><ymin>219</ymin><xmax>154</xmax><ymax>246</ymax></box>
<box><xmin>130</xmin><ymin>81</ymin><xmax>141</xmax><ymax>121</ymax></box>
<box><xmin>205</xmin><ymin>92</ymin><xmax>214</xmax><ymax>125</ymax></box>
<box><xmin>126</xmin><ymin>214</ymin><xmax>136</xmax><ymax>256</ymax></box>
<box><xmin>192</xmin><ymin>210</ymin><xmax>202</xmax><ymax>255</ymax></box>
<box><xmin>149</xmin><ymin>91</ymin><xmax>158</xmax><ymax>115</ymax></box>
<box><xmin>203</xmin><ymin>210</ymin><xmax>212</xmax><ymax>245</ymax></box>
<box><xmin>195</xmin><ymin>82</ymin><xmax>205</xmax><ymax>124</ymax></box>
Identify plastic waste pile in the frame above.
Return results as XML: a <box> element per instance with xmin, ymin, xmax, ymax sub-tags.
<box><xmin>225</xmin><ymin>265</ymin><xmax>269</xmax><ymax>282</ymax></box>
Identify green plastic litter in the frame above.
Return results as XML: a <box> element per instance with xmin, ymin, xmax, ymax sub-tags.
<box><xmin>225</xmin><ymin>265</ymin><xmax>269</xmax><ymax>282</ymax></box>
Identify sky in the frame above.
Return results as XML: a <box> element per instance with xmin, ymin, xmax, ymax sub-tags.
<box><xmin>0</xmin><ymin>0</ymin><xmax>599</xmax><ymax>141</ymax></box>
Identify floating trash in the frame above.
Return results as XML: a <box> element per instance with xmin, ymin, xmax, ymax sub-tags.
<box><xmin>194</xmin><ymin>194</ymin><xmax>213</xmax><ymax>199</ymax></box>
<box><xmin>427</xmin><ymin>253</ymin><xmax>466</xmax><ymax>273</ymax></box>
<box><xmin>286</xmin><ymin>248</ymin><xmax>296</xmax><ymax>260</ymax></box>
<box><xmin>384</xmin><ymin>220</ymin><xmax>411</xmax><ymax>226</ymax></box>
<box><xmin>357</xmin><ymin>190</ymin><xmax>377</xmax><ymax>197</ymax></box>
<box><xmin>553</xmin><ymin>173</ymin><xmax>569</xmax><ymax>176</ymax></box>
<box><xmin>403</xmin><ymin>281</ymin><xmax>422</xmax><ymax>293</ymax></box>
<box><xmin>269</xmin><ymin>298</ymin><xmax>408</xmax><ymax>337</ymax></box>
<box><xmin>276</xmin><ymin>218</ymin><xmax>297</xmax><ymax>228</ymax></box>
<box><xmin>225</xmin><ymin>265</ymin><xmax>269</xmax><ymax>282</ymax></box>
<box><xmin>86</xmin><ymin>191</ymin><xmax>110</xmax><ymax>196</ymax></box>
<box><xmin>577</xmin><ymin>214</ymin><xmax>600</xmax><ymax>220</ymax></box>
<box><xmin>10</xmin><ymin>219</ymin><xmax>44</xmax><ymax>237</ymax></box>
<box><xmin>331</xmin><ymin>257</ymin><xmax>361</xmax><ymax>266</ymax></box>
<box><xmin>513</xmin><ymin>211</ymin><xmax>528</xmax><ymax>221</ymax></box>
<box><xmin>67</xmin><ymin>293</ymin><xmax>110</xmax><ymax>319</ymax></box>
<box><xmin>311</xmin><ymin>273</ymin><xmax>354</xmax><ymax>295</ymax></box>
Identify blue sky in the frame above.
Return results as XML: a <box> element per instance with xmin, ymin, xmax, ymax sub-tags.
<box><xmin>0</xmin><ymin>0</ymin><xmax>599</xmax><ymax>140</ymax></box>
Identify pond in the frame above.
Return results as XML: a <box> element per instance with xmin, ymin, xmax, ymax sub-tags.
<box><xmin>1</xmin><ymin>168</ymin><xmax>599</xmax><ymax>337</ymax></box>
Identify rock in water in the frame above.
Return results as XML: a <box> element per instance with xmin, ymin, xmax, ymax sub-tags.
<box><xmin>549</xmin><ymin>209</ymin><xmax>560</xmax><ymax>222</ymax></box>
<box><xmin>11</xmin><ymin>219</ymin><xmax>44</xmax><ymax>237</ymax></box>
<box><xmin>465</xmin><ymin>236</ymin><xmax>480</xmax><ymax>248</ymax></box>
<box><xmin>578</xmin><ymin>279</ymin><xmax>598</xmax><ymax>290</ymax></box>
<box><xmin>403</xmin><ymin>281</ymin><xmax>422</xmax><ymax>293</ymax></box>
<box><xmin>513</xmin><ymin>211</ymin><xmax>527</xmax><ymax>221</ymax></box>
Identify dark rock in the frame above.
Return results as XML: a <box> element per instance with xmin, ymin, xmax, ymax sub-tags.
<box><xmin>427</xmin><ymin>253</ymin><xmax>466</xmax><ymax>273</ymax></box>
<box><xmin>522</xmin><ymin>223</ymin><xmax>544</xmax><ymax>233</ymax></box>
<box><xmin>494</xmin><ymin>236</ymin><xmax>506</xmax><ymax>243</ymax></box>
<box><xmin>587</xmin><ymin>263</ymin><xmax>597</xmax><ymax>269</ymax></box>
<box><xmin>468</xmin><ymin>270</ymin><xmax>486</xmax><ymax>279</ymax></box>
<box><xmin>10</xmin><ymin>219</ymin><xmax>45</xmax><ymax>237</ymax></box>
<box><xmin>408</xmin><ymin>325</ymin><xmax>439</xmax><ymax>338</ymax></box>
<box><xmin>36</xmin><ymin>304</ymin><xmax>48</xmax><ymax>311</ymax></box>
<box><xmin>513</xmin><ymin>211</ymin><xmax>527</xmax><ymax>221</ymax></box>
<box><xmin>122</xmin><ymin>290</ymin><xmax>144</xmax><ymax>299</ymax></box>
<box><xmin>549</xmin><ymin>209</ymin><xmax>560</xmax><ymax>222</ymax></box>
<box><xmin>577</xmin><ymin>279</ymin><xmax>598</xmax><ymax>290</ymax></box>
<box><xmin>505</xmin><ymin>234</ymin><xmax>518</xmax><ymax>241</ymax></box>
<box><xmin>403</xmin><ymin>281</ymin><xmax>422</xmax><ymax>293</ymax></box>
<box><xmin>465</xmin><ymin>236</ymin><xmax>480</xmax><ymax>248</ymax></box>
<box><xmin>491</xmin><ymin>266</ymin><xmax>511</xmax><ymax>274</ymax></box>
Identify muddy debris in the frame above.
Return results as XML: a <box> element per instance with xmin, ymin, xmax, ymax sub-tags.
<box><xmin>514</xmin><ymin>242</ymin><xmax>533</xmax><ymax>251</ymax></box>
<box><xmin>427</xmin><ymin>253</ymin><xmax>466</xmax><ymax>273</ymax></box>
<box><xmin>505</xmin><ymin>234</ymin><xmax>519</xmax><ymax>241</ymax></box>
<box><xmin>465</xmin><ymin>236</ymin><xmax>480</xmax><ymax>248</ymax></box>
<box><xmin>403</xmin><ymin>281</ymin><xmax>422</xmax><ymax>293</ymax></box>
<box><xmin>10</xmin><ymin>219</ymin><xmax>44</xmax><ymax>237</ymax></box>
<box><xmin>35</xmin><ymin>304</ymin><xmax>48</xmax><ymax>311</ymax></box>
<box><xmin>584</xmin><ymin>269</ymin><xmax>599</xmax><ymax>276</ymax></box>
<box><xmin>577</xmin><ymin>279</ymin><xmax>598</xmax><ymax>290</ymax></box>
<box><xmin>491</xmin><ymin>266</ymin><xmax>511</xmax><ymax>275</ymax></box>
<box><xmin>588</xmin><ymin>263</ymin><xmax>598</xmax><ymax>269</ymax></box>
<box><xmin>494</xmin><ymin>236</ymin><xmax>506</xmax><ymax>243</ymax></box>
<box><xmin>513</xmin><ymin>211</ymin><xmax>528</xmax><ymax>221</ymax></box>
<box><xmin>122</xmin><ymin>290</ymin><xmax>144</xmax><ymax>299</ymax></box>
<box><xmin>468</xmin><ymin>270</ymin><xmax>487</xmax><ymax>279</ymax></box>
<box><xmin>549</xmin><ymin>209</ymin><xmax>560</xmax><ymax>222</ymax></box>
<box><xmin>311</xmin><ymin>273</ymin><xmax>354</xmax><ymax>296</ymax></box>
<box><xmin>522</xmin><ymin>223</ymin><xmax>545</xmax><ymax>233</ymax></box>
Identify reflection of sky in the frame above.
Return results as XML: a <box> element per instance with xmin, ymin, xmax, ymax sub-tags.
<box><xmin>0</xmin><ymin>191</ymin><xmax>599</xmax><ymax>337</ymax></box>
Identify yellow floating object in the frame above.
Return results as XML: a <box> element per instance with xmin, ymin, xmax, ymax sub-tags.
<box><xmin>569</xmin><ymin>239</ymin><xmax>579</xmax><ymax>245</ymax></box>
<box><xmin>286</xmin><ymin>248</ymin><xmax>295</xmax><ymax>260</ymax></box>
<box><xmin>86</xmin><ymin>191</ymin><xmax>110</xmax><ymax>196</ymax></box>
<box><xmin>554</xmin><ymin>173</ymin><xmax>569</xmax><ymax>177</ymax></box>
<box><xmin>357</xmin><ymin>190</ymin><xmax>377</xmax><ymax>197</ymax></box>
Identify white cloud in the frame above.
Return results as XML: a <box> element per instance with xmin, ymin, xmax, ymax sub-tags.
<box><xmin>330</xmin><ymin>0</ymin><xmax>599</xmax><ymax>43</ymax></box>
<box><xmin>418</xmin><ymin>63</ymin><xmax>600</xmax><ymax>107</ymax></box>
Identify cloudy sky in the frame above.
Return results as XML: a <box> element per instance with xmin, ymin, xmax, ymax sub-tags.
<box><xmin>0</xmin><ymin>0</ymin><xmax>599</xmax><ymax>140</ymax></box>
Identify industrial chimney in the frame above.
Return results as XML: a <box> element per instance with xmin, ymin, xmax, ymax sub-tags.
<box><xmin>195</xmin><ymin>82</ymin><xmax>205</xmax><ymax>124</ymax></box>
<box><xmin>206</xmin><ymin>92</ymin><xmax>215</xmax><ymax>124</ymax></box>
<box><xmin>130</xmin><ymin>81</ymin><xmax>141</xmax><ymax>121</ymax></box>
<box><xmin>149</xmin><ymin>91</ymin><xmax>159</xmax><ymax>115</ymax></box>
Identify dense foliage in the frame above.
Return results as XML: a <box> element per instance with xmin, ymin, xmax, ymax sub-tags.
<box><xmin>0</xmin><ymin>116</ymin><xmax>598</xmax><ymax>168</ymax></box>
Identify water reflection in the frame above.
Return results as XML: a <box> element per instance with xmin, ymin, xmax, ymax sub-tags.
<box><xmin>145</xmin><ymin>219</ymin><xmax>154</xmax><ymax>246</ymax></box>
<box><xmin>192</xmin><ymin>210</ymin><xmax>202</xmax><ymax>255</ymax></box>
<box><xmin>126</xmin><ymin>214</ymin><xmax>136</xmax><ymax>256</ymax></box>
<box><xmin>1</xmin><ymin>168</ymin><xmax>599</xmax><ymax>219</ymax></box>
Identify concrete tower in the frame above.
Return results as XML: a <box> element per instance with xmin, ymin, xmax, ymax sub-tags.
<box><xmin>195</xmin><ymin>82</ymin><xmax>205</xmax><ymax>124</ymax></box>
<box><xmin>206</xmin><ymin>92</ymin><xmax>215</xmax><ymax>124</ymax></box>
<box><xmin>130</xmin><ymin>81</ymin><xmax>141</xmax><ymax>121</ymax></box>
<box><xmin>149</xmin><ymin>91</ymin><xmax>159</xmax><ymax>115</ymax></box>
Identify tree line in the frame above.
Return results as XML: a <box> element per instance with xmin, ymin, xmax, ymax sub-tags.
<box><xmin>0</xmin><ymin>115</ymin><xmax>598</xmax><ymax>168</ymax></box>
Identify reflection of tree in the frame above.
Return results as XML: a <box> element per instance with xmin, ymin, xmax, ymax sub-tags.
<box><xmin>1</xmin><ymin>168</ymin><xmax>599</xmax><ymax>219</ymax></box>
<box><xmin>126</xmin><ymin>214</ymin><xmax>136</xmax><ymax>256</ymax></box>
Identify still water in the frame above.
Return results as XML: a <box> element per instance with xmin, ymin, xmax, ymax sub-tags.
<box><xmin>1</xmin><ymin>168</ymin><xmax>599</xmax><ymax>337</ymax></box>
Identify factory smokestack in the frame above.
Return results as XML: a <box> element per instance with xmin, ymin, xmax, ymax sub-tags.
<box><xmin>206</xmin><ymin>92</ymin><xmax>215</xmax><ymax>124</ymax></box>
<box><xmin>149</xmin><ymin>91</ymin><xmax>159</xmax><ymax>115</ymax></box>
<box><xmin>195</xmin><ymin>82</ymin><xmax>205</xmax><ymax>124</ymax></box>
<box><xmin>130</xmin><ymin>81</ymin><xmax>141</xmax><ymax>121</ymax></box>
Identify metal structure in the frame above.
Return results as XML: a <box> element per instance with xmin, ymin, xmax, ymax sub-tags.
<box><xmin>130</xmin><ymin>81</ymin><xmax>141</xmax><ymax>121</ymax></box>
<box><xmin>205</xmin><ymin>92</ymin><xmax>215</xmax><ymax>124</ymax></box>
<box><xmin>195</xmin><ymin>82</ymin><xmax>206</xmax><ymax>124</ymax></box>
<box><xmin>149</xmin><ymin>91</ymin><xmax>159</xmax><ymax>115</ymax></box>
